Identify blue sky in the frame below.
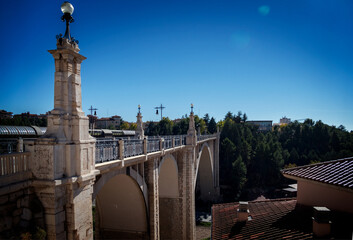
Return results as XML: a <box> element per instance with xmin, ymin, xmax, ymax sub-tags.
<box><xmin>1</xmin><ymin>0</ymin><xmax>352</xmax><ymax>130</ymax></box>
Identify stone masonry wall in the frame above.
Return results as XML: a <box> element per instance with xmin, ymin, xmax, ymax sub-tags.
<box><xmin>0</xmin><ymin>185</ymin><xmax>45</xmax><ymax>239</ymax></box>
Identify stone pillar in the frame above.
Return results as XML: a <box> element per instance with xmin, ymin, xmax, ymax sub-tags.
<box><xmin>186</xmin><ymin>112</ymin><xmax>197</xmax><ymax>146</ymax></box>
<box><xmin>180</xmin><ymin>111</ymin><xmax>197</xmax><ymax>239</ymax></box>
<box><xmin>145</xmin><ymin>158</ymin><xmax>160</xmax><ymax>240</ymax></box>
<box><xmin>33</xmin><ymin>38</ymin><xmax>96</xmax><ymax>240</ymax></box>
<box><xmin>135</xmin><ymin>112</ymin><xmax>144</xmax><ymax>139</ymax></box>
<box><xmin>214</xmin><ymin>128</ymin><xmax>220</xmax><ymax>196</ymax></box>
<box><xmin>181</xmin><ymin>147</ymin><xmax>196</xmax><ymax>240</ymax></box>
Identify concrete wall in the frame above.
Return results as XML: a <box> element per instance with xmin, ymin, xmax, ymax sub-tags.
<box><xmin>297</xmin><ymin>180</ymin><xmax>353</xmax><ymax>214</ymax></box>
<box><xmin>96</xmin><ymin>174</ymin><xmax>147</xmax><ymax>238</ymax></box>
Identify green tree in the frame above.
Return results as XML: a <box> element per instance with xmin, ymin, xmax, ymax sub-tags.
<box><xmin>231</xmin><ymin>156</ymin><xmax>247</xmax><ymax>199</ymax></box>
<box><xmin>208</xmin><ymin>117</ymin><xmax>217</xmax><ymax>134</ymax></box>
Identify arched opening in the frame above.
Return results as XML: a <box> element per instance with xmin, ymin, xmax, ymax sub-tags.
<box><xmin>158</xmin><ymin>155</ymin><xmax>181</xmax><ymax>239</ymax></box>
<box><xmin>195</xmin><ymin>144</ymin><xmax>215</xmax><ymax>226</ymax></box>
<box><xmin>94</xmin><ymin>174</ymin><xmax>148</xmax><ymax>239</ymax></box>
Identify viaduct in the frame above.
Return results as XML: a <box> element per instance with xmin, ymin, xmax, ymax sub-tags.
<box><xmin>0</xmin><ymin>5</ymin><xmax>220</xmax><ymax>240</ymax></box>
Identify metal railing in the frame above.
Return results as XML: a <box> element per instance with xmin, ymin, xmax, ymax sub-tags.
<box><xmin>124</xmin><ymin>139</ymin><xmax>143</xmax><ymax>158</ymax></box>
<box><xmin>95</xmin><ymin>134</ymin><xmax>191</xmax><ymax>163</ymax></box>
<box><xmin>147</xmin><ymin>139</ymin><xmax>160</xmax><ymax>153</ymax></box>
<box><xmin>163</xmin><ymin>137</ymin><xmax>173</xmax><ymax>149</ymax></box>
<box><xmin>0</xmin><ymin>152</ymin><xmax>30</xmax><ymax>176</ymax></box>
<box><xmin>197</xmin><ymin>134</ymin><xmax>215</xmax><ymax>142</ymax></box>
<box><xmin>95</xmin><ymin>138</ymin><xmax>119</xmax><ymax>163</ymax></box>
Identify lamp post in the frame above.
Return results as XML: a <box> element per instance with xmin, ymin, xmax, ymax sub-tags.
<box><xmin>61</xmin><ymin>1</ymin><xmax>75</xmax><ymax>40</ymax></box>
<box><xmin>155</xmin><ymin>104</ymin><xmax>166</xmax><ymax>121</ymax></box>
<box><xmin>191</xmin><ymin>103</ymin><xmax>194</xmax><ymax>114</ymax></box>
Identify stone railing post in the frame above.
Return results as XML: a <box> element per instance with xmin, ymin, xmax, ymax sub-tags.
<box><xmin>144</xmin><ymin>137</ymin><xmax>148</xmax><ymax>154</ymax></box>
<box><xmin>172</xmin><ymin>137</ymin><xmax>175</xmax><ymax>148</ymax></box>
<box><xmin>119</xmin><ymin>139</ymin><xmax>124</xmax><ymax>160</ymax></box>
<box><xmin>17</xmin><ymin>137</ymin><xmax>23</xmax><ymax>153</ymax></box>
<box><xmin>160</xmin><ymin>138</ymin><xmax>164</xmax><ymax>151</ymax></box>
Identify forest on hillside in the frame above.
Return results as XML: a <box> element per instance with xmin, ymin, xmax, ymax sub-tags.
<box><xmin>219</xmin><ymin>111</ymin><xmax>353</xmax><ymax>201</ymax></box>
<box><xmin>143</xmin><ymin>111</ymin><xmax>353</xmax><ymax>202</ymax></box>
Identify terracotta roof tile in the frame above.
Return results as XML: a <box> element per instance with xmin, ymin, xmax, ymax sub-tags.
<box><xmin>281</xmin><ymin>157</ymin><xmax>353</xmax><ymax>189</ymax></box>
<box><xmin>212</xmin><ymin>198</ymin><xmax>353</xmax><ymax>239</ymax></box>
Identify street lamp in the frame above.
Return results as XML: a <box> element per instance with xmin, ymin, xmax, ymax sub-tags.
<box><xmin>138</xmin><ymin>104</ymin><xmax>141</xmax><ymax>114</ymax></box>
<box><xmin>61</xmin><ymin>1</ymin><xmax>75</xmax><ymax>40</ymax></box>
<box><xmin>191</xmin><ymin>103</ymin><xmax>194</xmax><ymax>114</ymax></box>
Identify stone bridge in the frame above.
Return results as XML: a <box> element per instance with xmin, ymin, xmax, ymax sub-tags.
<box><xmin>0</xmin><ymin>30</ymin><xmax>220</xmax><ymax>239</ymax></box>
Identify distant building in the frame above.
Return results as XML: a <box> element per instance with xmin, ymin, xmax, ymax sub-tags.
<box><xmin>247</xmin><ymin>120</ymin><xmax>272</xmax><ymax>131</ymax></box>
<box><xmin>95</xmin><ymin>115</ymin><xmax>121</xmax><ymax>129</ymax></box>
<box><xmin>0</xmin><ymin>110</ymin><xmax>13</xmax><ymax>119</ymax></box>
<box><xmin>280</xmin><ymin>116</ymin><xmax>291</xmax><ymax>125</ymax></box>
<box><xmin>13</xmin><ymin>112</ymin><xmax>47</xmax><ymax>120</ymax></box>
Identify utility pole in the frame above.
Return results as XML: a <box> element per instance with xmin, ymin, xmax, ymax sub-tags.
<box><xmin>88</xmin><ymin>105</ymin><xmax>98</xmax><ymax>132</ymax></box>
<box><xmin>155</xmin><ymin>104</ymin><xmax>166</xmax><ymax>121</ymax></box>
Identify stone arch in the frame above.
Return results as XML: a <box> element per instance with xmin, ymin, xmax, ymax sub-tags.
<box><xmin>93</xmin><ymin>168</ymin><xmax>148</xmax><ymax>210</ymax></box>
<box><xmin>159</xmin><ymin>154</ymin><xmax>179</xmax><ymax>198</ymax></box>
<box><xmin>158</xmin><ymin>154</ymin><xmax>181</xmax><ymax>239</ymax></box>
<box><xmin>94</xmin><ymin>172</ymin><xmax>148</xmax><ymax>239</ymax></box>
<box><xmin>195</xmin><ymin>142</ymin><xmax>215</xmax><ymax>201</ymax></box>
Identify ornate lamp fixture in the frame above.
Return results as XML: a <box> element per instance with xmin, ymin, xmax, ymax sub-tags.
<box><xmin>191</xmin><ymin>103</ymin><xmax>194</xmax><ymax>114</ymax></box>
<box><xmin>61</xmin><ymin>2</ymin><xmax>74</xmax><ymax>40</ymax></box>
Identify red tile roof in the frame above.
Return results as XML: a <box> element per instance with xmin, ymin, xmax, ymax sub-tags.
<box><xmin>212</xmin><ymin>198</ymin><xmax>313</xmax><ymax>240</ymax></box>
<box><xmin>212</xmin><ymin>198</ymin><xmax>353</xmax><ymax>239</ymax></box>
<box><xmin>281</xmin><ymin>157</ymin><xmax>353</xmax><ymax>189</ymax></box>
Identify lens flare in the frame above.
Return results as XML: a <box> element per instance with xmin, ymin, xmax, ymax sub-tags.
<box><xmin>258</xmin><ymin>5</ymin><xmax>270</xmax><ymax>16</ymax></box>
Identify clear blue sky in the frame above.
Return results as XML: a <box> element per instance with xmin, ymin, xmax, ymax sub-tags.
<box><xmin>1</xmin><ymin>0</ymin><xmax>352</xmax><ymax>130</ymax></box>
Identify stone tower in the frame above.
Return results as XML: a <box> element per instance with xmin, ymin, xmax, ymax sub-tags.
<box><xmin>32</xmin><ymin>13</ymin><xmax>96</xmax><ymax>239</ymax></box>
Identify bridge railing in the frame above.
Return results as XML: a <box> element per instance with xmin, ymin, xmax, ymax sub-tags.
<box><xmin>0</xmin><ymin>152</ymin><xmax>30</xmax><ymax>176</ymax></box>
<box><xmin>147</xmin><ymin>139</ymin><xmax>160</xmax><ymax>153</ymax></box>
<box><xmin>95</xmin><ymin>135</ymin><xmax>188</xmax><ymax>163</ymax></box>
<box><xmin>95</xmin><ymin>138</ymin><xmax>119</xmax><ymax>163</ymax></box>
<box><xmin>197</xmin><ymin>134</ymin><xmax>216</xmax><ymax>142</ymax></box>
<box><xmin>124</xmin><ymin>139</ymin><xmax>144</xmax><ymax>158</ymax></box>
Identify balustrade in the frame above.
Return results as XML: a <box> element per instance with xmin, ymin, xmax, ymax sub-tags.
<box><xmin>94</xmin><ymin>134</ymin><xmax>208</xmax><ymax>163</ymax></box>
<box><xmin>147</xmin><ymin>139</ymin><xmax>160</xmax><ymax>153</ymax></box>
<box><xmin>95</xmin><ymin>138</ymin><xmax>119</xmax><ymax>163</ymax></box>
<box><xmin>197</xmin><ymin>134</ymin><xmax>215</xmax><ymax>142</ymax></box>
<box><xmin>0</xmin><ymin>152</ymin><xmax>30</xmax><ymax>176</ymax></box>
<box><xmin>124</xmin><ymin>139</ymin><xmax>144</xmax><ymax>158</ymax></box>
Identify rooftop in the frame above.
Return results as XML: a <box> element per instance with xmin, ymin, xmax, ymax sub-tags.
<box><xmin>281</xmin><ymin>157</ymin><xmax>353</xmax><ymax>189</ymax></box>
<box><xmin>212</xmin><ymin>198</ymin><xmax>353</xmax><ymax>239</ymax></box>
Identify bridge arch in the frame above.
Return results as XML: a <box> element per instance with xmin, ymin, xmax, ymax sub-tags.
<box><xmin>94</xmin><ymin>170</ymin><xmax>148</xmax><ymax>239</ymax></box>
<box><xmin>195</xmin><ymin>142</ymin><xmax>215</xmax><ymax>201</ymax></box>
<box><xmin>158</xmin><ymin>154</ymin><xmax>181</xmax><ymax>239</ymax></box>
<box><xmin>159</xmin><ymin>154</ymin><xmax>179</xmax><ymax>198</ymax></box>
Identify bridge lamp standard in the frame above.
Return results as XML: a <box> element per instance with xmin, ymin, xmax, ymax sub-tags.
<box><xmin>138</xmin><ymin>104</ymin><xmax>141</xmax><ymax>114</ymax></box>
<box><xmin>191</xmin><ymin>103</ymin><xmax>194</xmax><ymax>114</ymax></box>
<box><xmin>60</xmin><ymin>1</ymin><xmax>75</xmax><ymax>40</ymax></box>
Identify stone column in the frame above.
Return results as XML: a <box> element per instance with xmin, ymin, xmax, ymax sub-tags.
<box><xmin>214</xmin><ymin>128</ymin><xmax>220</xmax><ymax>196</ymax></box>
<box><xmin>145</xmin><ymin>158</ymin><xmax>160</xmax><ymax>240</ymax></box>
<box><xmin>33</xmin><ymin>38</ymin><xmax>96</xmax><ymax>240</ymax></box>
<box><xmin>186</xmin><ymin>112</ymin><xmax>197</xmax><ymax>146</ymax></box>
<box><xmin>180</xmin><ymin>111</ymin><xmax>197</xmax><ymax>239</ymax></box>
<box><xmin>135</xmin><ymin>112</ymin><xmax>144</xmax><ymax>139</ymax></box>
<box><xmin>181</xmin><ymin>147</ymin><xmax>196</xmax><ymax>240</ymax></box>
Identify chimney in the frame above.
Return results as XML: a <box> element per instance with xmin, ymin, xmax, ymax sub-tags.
<box><xmin>237</xmin><ymin>201</ymin><xmax>249</xmax><ymax>222</ymax></box>
<box><xmin>312</xmin><ymin>206</ymin><xmax>331</xmax><ymax>238</ymax></box>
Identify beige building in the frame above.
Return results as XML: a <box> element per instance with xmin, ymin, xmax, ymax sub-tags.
<box><xmin>95</xmin><ymin>115</ymin><xmax>121</xmax><ymax>129</ymax></box>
